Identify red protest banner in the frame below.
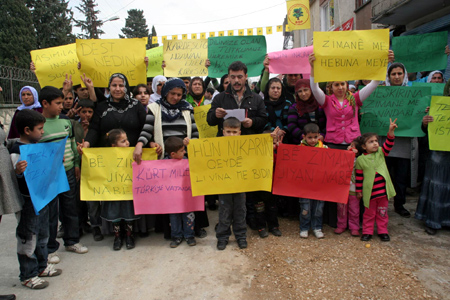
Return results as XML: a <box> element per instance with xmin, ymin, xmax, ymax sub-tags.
<box><xmin>272</xmin><ymin>144</ymin><xmax>354</xmax><ymax>203</ymax></box>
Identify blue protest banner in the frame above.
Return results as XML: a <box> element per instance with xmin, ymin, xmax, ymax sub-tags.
<box><xmin>20</xmin><ymin>137</ymin><xmax>70</xmax><ymax>214</ymax></box>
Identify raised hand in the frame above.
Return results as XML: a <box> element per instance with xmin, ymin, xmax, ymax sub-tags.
<box><xmin>388</xmin><ymin>118</ymin><xmax>398</xmax><ymax>136</ymax></box>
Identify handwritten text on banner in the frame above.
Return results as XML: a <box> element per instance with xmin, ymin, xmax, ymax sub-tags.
<box><xmin>132</xmin><ymin>159</ymin><xmax>204</xmax><ymax>214</ymax></box>
<box><xmin>193</xmin><ymin>104</ymin><xmax>218</xmax><ymax>138</ymax></box>
<box><xmin>188</xmin><ymin>134</ymin><xmax>273</xmax><ymax>196</ymax></box>
<box><xmin>313</xmin><ymin>29</ymin><xmax>390</xmax><ymax>82</ymax></box>
<box><xmin>360</xmin><ymin>86</ymin><xmax>430</xmax><ymax>137</ymax></box>
<box><xmin>273</xmin><ymin>144</ymin><xmax>354</xmax><ymax>204</ymax></box>
<box><xmin>76</xmin><ymin>38</ymin><xmax>147</xmax><ymax>87</ymax></box>
<box><xmin>31</xmin><ymin>43</ymin><xmax>81</xmax><ymax>88</ymax></box>
<box><xmin>428</xmin><ymin>96</ymin><xmax>450</xmax><ymax>151</ymax></box>
<box><xmin>163</xmin><ymin>39</ymin><xmax>208</xmax><ymax>77</ymax></box>
<box><xmin>81</xmin><ymin>147</ymin><xmax>157</xmax><ymax>201</ymax></box>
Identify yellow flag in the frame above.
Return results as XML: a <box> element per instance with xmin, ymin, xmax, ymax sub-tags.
<box><xmin>209</xmin><ymin>32</ymin><xmax>215</xmax><ymax>37</ymax></box>
<box><xmin>193</xmin><ymin>104</ymin><xmax>218</xmax><ymax>139</ymax></box>
<box><xmin>188</xmin><ymin>134</ymin><xmax>274</xmax><ymax>196</ymax></box>
<box><xmin>172</xmin><ymin>35</ymin><xmax>178</xmax><ymax>40</ymax></box>
<box><xmin>31</xmin><ymin>43</ymin><xmax>82</xmax><ymax>88</ymax></box>
<box><xmin>285</xmin><ymin>24</ymin><xmax>290</xmax><ymax>32</ymax></box>
<box><xmin>80</xmin><ymin>148</ymin><xmax>157</xmax><ymax>201</ymax></box>
<box><xmin>286</xmin><ymin>0</ymin><xmax>311</xmax><ymax>30</ymax></box>
<box><xmin>266</xmin><ymin>27</ymin><xmax>273</xmax><ymax>35</ymax></box>
<box><xmin>218</xmin><ymin>31</ymin><xmax>224</xmax><ymax>37</ymax></box>
<box><xmin>257</xmin><ymin>27</ymin><xmax>263</xmax><ymax>35</ymax></box>
<box><xmin>76</xmin><ymin>38</ymin><xmax>147</xmax><ymax>87</ymax></box>
<box><xmin>162</xmin><ymin>36</ymin><xmax>167</xmax><ymax>42</ymax></box>
<box><xmin>238</xmin><ymin>29</ymin><xmax>245</xmax><ymax>36</ymax></box>
<box><xmin>247</xmin><ymin>28</ymin><xmax>254</xmax><ymax>35</ymax></box>
<box><xmin>182</xmin><ymin>34</ymin><xmax>187</xmax><ymax>40</ymax></box>
<box><xmin>228</xmin><ymin>30</ymin><xmax>234</xmax><ymax>36</ymax></box>
<box><xmin>276</xmin><ymin>25</ymin><xmax>283</xmax><ymax>32</ymax></box>
<box><xmin>200</xmin><ymin>32</ymin><xmax>206</xmax><ymax>39</ymax></box>
<box><xmin>191</xmin><ymin>33</ymin><xmax>197</xmax><ymax>39</ymax></box>
<box><xmin>313</xmin><ymin>29</ymin><xmax>390</xmax><ymax>82</ymax></box>
<box><xmin>152</xmin><ymin>36</ymin><xmax>158</xmax><ymax>44</ymax></box>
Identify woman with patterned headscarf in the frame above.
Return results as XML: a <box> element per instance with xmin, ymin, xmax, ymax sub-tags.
<box><xmin>79</xmin><ymin>73</ymin><xmax>147</xmax><ymax>250</ymax></box>
<box><xmin>8</xmin><ymin>86</ymin><xmax>42</xmax><ymax>139</ymax></box>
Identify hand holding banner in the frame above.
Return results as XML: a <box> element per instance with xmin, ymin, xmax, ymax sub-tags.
<box><xmin>313</xmin><ymin>29</ymin><xmax>389</xmax><ymax>82</ymax></box>
<box><xmin>132</xmin><ymin>159</ymin><xmax>204</xmax><ymax>214</ymax></box>
<box><xmin>273</xmin><ymin>144</ymin><xmax>354</xmax><ymax>203</ymax></box>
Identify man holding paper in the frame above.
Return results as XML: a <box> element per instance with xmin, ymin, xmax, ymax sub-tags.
<box><xmin>207</xmin><ymin>61</ymin><xmax>268</xmax><ymax>136</ymax></box>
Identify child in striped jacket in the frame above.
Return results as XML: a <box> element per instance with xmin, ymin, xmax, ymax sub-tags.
<box><xmin>354</xmin><ymin>118</ymin><xmax>398</xmax><ymax>242</ymax></box>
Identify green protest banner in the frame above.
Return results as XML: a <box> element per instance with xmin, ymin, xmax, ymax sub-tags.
<box><xmin>146</xmin><ymin>46</ymin><xmax>163</xmax><ymax>77</ymax></box>
<box><xmin>208</xmin><ymin>36</ymin><xmax>267</xmax><ymax>77</ymax></box>
<box><xmin>412</xmin><ymin>82</ymin><xmax>445</xmax><ymax>96</ymax></box>
<box><xmin>392</xmin><ymin>32</ymin><xmax>448</xmax><ymax>73</ymax></box>
<box><xmin>428</xmin><ymin>96</ymin><xmax>450</xmax><ymax>151</ymax></box>
<box><xmin>360</xmin><ymin>86</ymin><xmax>431</xmax><ymax>137</ymax></box>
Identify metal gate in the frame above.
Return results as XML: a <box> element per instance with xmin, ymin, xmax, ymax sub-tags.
<box><xmin>0</xmin><ymin>64</ymin><xmax>40</xmax><ymax>105</ymax></box>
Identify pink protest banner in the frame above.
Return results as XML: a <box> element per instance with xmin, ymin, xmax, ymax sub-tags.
<box><xmin>272</xmin><ymin>144</ymin><xmax>354</xmax><ymax>203</ymax></box>
<box><xmin>268</xmin><ymin>46</ymin><xmax>313</xmax><ymax>75</ymax></box>
<box><xmin>132</xmin><ymin>159</ymin><xmax>204</xmax><ymax>214</ymax></box>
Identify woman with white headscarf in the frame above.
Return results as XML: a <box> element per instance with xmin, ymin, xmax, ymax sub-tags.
<box><xmin>149</xmin><ymin>75</ymin><xmax>167</xmax><ymax>103</ymax></box>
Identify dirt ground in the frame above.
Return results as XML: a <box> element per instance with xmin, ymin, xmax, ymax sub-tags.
<box><xmin>1</xmin><ymin>196</ymin><xmax>449</xmax><ymax>299</ymax></box>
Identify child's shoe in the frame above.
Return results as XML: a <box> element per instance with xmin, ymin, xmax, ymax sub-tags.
<box><xmin>21</xmin><ymin>276</ymin><xmax>49</xmax><ymax>289</ymax></box>
<box><xmin>39</xmin><ymin>264</ymin><xmax>62</xmax><ymax>277</ymax></box>
<box><xmin>350</xmin><ymin>230</ymin><xmax>360</xmax><ymax>237</ymax></box>
<box><xmin>237</xmin><ymin>239</ymin><xmax>247</xmax><ymax>249</ymax></box>
<box><xmin>258</xmin><ymin>228</ymin><xmax>268</xmax><ymax>238</ymax></box>
<box><xmin>65</xmin><ymin>243</ymin><xmax>88</xmax><ymax>254</ymax></box>
<box><xmin>170</xmin><ymin>238</ymin><xmax>183</xmax><ymax>248</ymax></box>
<box><xmin>217</xmin><ymin>240</ymin><xmax>228</xmax><ymax>250</ymax></box>
<box><xmin>313</xmin><ymin>229</ymin><xmax>324</xmax><ymax>239</ymax></box>
<box><xmin>186</xmin><ymin>237</ymin><xmax>197</xmax><ymax>246</ymax></box>
<box><xmin>47</xmin><ymin>252</ymin><xmax>60</xmax><ymax>264</ymax></box>
<box><xmin>361</xmin><ymin>234</ymin><xmax>372</xmax><ymax>241</ymax></box>
<box><xmin>334</xmin><ymin>228</ymin><xmax>346</xmax><ymax>234</ymax></box>
<box><xmin>378</xmin><ymin>233</ymin><xmax>390</xmax><ymax>242</ymax></box>
<box><xmin>299</xmin><ymin>231</ymin><xmax>308</xmax><ymax>238</ymax></box>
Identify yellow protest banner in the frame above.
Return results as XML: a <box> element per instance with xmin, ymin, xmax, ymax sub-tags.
<box><xmin>247</xmin><ymin>28</ymin><xmax>254</xmax><ymax>35</ymax></box>
<box><xmin>163</xmin><ymin>39</ymin><xmax>208</xmax><ymax>77</ymax></box>
<box><xmin>266</xmin><ymin>26</ymin><xmax>273</xmax><ymax>34</ymax></box>
<box><xmin>277</xmin><ymin>25</ymin><xmax>283</xmax><ymax>32</ymax></box>
<box><xmin>152</xmin><ymin>36</ymin><xmax>158</xmax><ymax>44</ymax></box>
<box><xmin>257</xmin><ymin>27</ymin><xmax>263</xmax><ymax>35</ymax></box>
<box><xmin>238</xmin><ymin>29</ymin><xmax>245</xmax><ymax>36</ymax></box>
<box><xmin>286</xmin><ymin>0</ymin><xmax>311</xmax><ymax>30</ymax></box>
<box><xmin>76</xmin><ymin>38</ymin><xmax>147</xmax><ymax>87</ymax></box>
<box><xmin>188</xmin><ymin>134</ymin><xmax>273</xmax><ymax>196</ymax></box>
<box><xmin>31</xmin><ymin>43</ymin><xmax>81</xmax><ymax>88</ymax></box>
<box><xmin>228</xmin><ymin>30</ymin><xmax>234</xmax><ymax>36</ymax></box>
<box><xmin>209</xmin><ymin>32</ymin><xmax>215</xmax><ymax>37</ymax></box>
<box><xmin>193</xmin><ymin>104</ymin><xmax>218</xmax><ymax>139</ymax></box>
<box><xmin>146</xmin><ymin>46</ymin><xmax>163</xmax><ymax>77</ymax></box>
<box><xmin>428</xmin><ymin>96</ymin><xmax>450</xmax><ymax>151</ymax></box>
<box><xmin>81</xmin><ymin>147</ymin><xmax>157</xmax><ymax>201</ymax></box>
<box><xmin>313</xmin><ymin>29</ymin><xmax>389</xmax><ymax>83</ymax></box>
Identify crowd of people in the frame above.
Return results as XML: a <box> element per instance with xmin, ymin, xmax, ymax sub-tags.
<box><xmin>0</xmin><ymin>45</ymin><xmax>449</xmax><ymax>294</ymax></box>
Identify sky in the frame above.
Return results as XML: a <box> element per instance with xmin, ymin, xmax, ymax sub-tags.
<box><xmin>68</xmin><ymin>0</ymin><xmax>287</xmax><ymax>54</ymax></box>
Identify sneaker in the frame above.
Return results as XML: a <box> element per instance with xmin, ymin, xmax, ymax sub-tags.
<box><xmin>170</xmin><ymin>238</ymin><xmax>183</xmax><ymax>248</ymax></box>
<box><xmin>350</xmin><ymin>230</ymin><xmax>360</xmax><ymax>237</ymax></box>
<box><xmin>334</xmin><ymin>227</ymin><xmax>346</xmax><ymax>234</ymax></box>
<box><xmin>47</xmin><ymin>252</ymin><xmax>60</xmax><ymax>264</ymax></box>
<box><xmin>299</xmin><ymin>231</ymin><xmax>309</xmax><ymax>238</ymax></box>
<box><xmin>93</xmin><ymin>227</ymin><xmax>104</xmax><ymax>241</ymax></box>
<box><xmin>186</xmin><ymin>237</ymin><xmax>197</xmax><ymax>246</ymax></box>
<box><xmin>258</xmin><ymin>228</ymin><xmax>269</xmax><ymax>238</ymax></box>
<box><xmin>65</xmin><ymin>243</ymin><xmax>88</xmax><ymax>254</ymax></box>
<box><xmin>56</xmin><ymin>225</ymin><xmax>64</xmax><ymax>239</ymax></box>
<box><xmin>195</xmin><ymin>228</ymin><xmax>207</xmax><ymax>238</ymax></box>
<box><xmin>39</xmin><ymin>264</ymin><xmax>62</xmax><ymax>277</ymax></box>
<box><xmin>21</xmin><ymin>276</ymin><xmax>49</xmax><ymax>289</ymax></box>
<box><xmin>237</xmin><ymin>239</ymin><xmax>247</xmax><ymax>249</ymax></box>
<box><xmin>269</xmin><ymin>228</ymin><xmax>282</xmax><ymax>237</ymax></box>
<box><xmin>313</xmin><ymin>229</ymin><xmax>324</xmax><ymax>239</ymax></box>
<box><xmin>217</xmin><ymin>240</ymin><xmax>228</xmax><ymax>251</ymax></box>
